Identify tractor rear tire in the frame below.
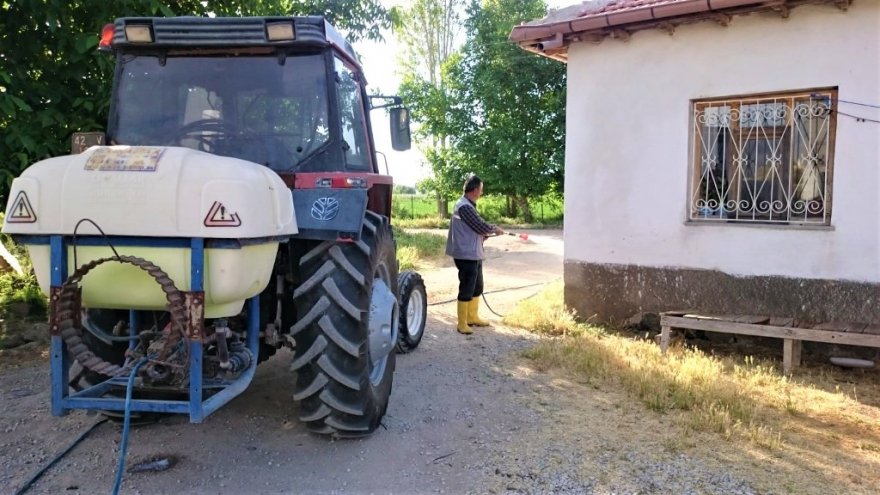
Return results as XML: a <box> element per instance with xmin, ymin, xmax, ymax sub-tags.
<box><xmin>396</xmin><ymin>270</ymin><xmax>426</xmax><ymax>353</ymax></box>
<box><xmin>290</xmin><ymin>212</ymin><xmax>399</xmax><ymax>437</ymax></box>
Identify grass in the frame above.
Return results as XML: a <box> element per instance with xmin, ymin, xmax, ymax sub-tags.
<box><xmin>392</xmin><ymin>216</ymin><xmax>450</xmax><ymax>229</ymax></box>
<box><xmin>505</xmin><ymin>281</ymin><xmax>880</xmax><ymax>456</ymax></box>
<box><xmin>392</xmin><ymin>193</ymin><xmax>564</xmax><ymax>225</ymax></box>
<box><xmin>393</xmin><ymin>226</ymin><xmax>446</xmax><ymax>271</ymax></box>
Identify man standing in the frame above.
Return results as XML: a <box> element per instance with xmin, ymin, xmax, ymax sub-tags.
<box><xmin>446</xmin><ymin>175</ymin><xmax>504</xmax><ymax>334</ymax></box>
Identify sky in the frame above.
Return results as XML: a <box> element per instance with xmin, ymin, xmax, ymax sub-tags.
<box><xmin>353</xmin><ymin>0</ymin><xmax>578</xmax><ymax>187</ymax></box>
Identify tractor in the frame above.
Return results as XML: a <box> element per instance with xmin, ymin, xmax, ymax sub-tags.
<box><xmin>2</xmin><ymin>16</ymin><xmax>428</xmax><ymax>438</ymax></box>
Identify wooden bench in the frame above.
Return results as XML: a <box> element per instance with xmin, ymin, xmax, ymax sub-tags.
<box><xmin>659</xmin><ymin>312</ymin><xmax>880</xmax><ymax>373</ymax></box>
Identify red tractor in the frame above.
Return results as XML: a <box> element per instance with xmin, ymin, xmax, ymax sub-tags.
<box><xmin>3</xmin><ymin>16</ymin><xmax>427</xmax><ymax>437</ymax></box>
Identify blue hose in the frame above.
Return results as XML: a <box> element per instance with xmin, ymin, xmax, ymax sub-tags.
<box><xmin>111</xmin><ymin>358</ymin><xmax>148</xmax><ymax>495</ymax></box>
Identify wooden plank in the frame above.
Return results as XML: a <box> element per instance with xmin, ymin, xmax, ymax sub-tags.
<box><xmin>840</xmin><ymin>322</ymin><xmax>868</xmax><ymax>334</ymax></box>
<box><xmin>683</xmin><ymin>314</ymin><xmax>724</xmax><ymax>321</ymax></box>
<box><xmin>660</xmin><ymin>315</ymin><xmax>880</xmax><ymax>348</ymax></box>
<box><xmin>768</xmin><ymin>317</ymin><xmax>795</xmax><ymax>327</ymax></box>
<box><xmin>732</xmin><ymin>315</ymin><xmax>770</xmax><ymax>324</ymax></box>
<box><xmin>660</xmin><ymin>325</ymin><xmax>671</xmax><ymax>354</ymax></box>
<box><xmin>783</xmin><ymin>339</ymin><xmax>802</xmax><ymax>374</ymax></box>
<box><xmin>660</xmin><ymin>310</ymin><xmax>693</xmax><ymax>317</ymax></box>
<box><xmin>813</xmin><ymin>322</ymin><xmax>867</xmax><ymax>333</ymax></box>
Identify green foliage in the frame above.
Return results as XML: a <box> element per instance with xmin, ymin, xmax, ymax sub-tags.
<box><xmin>0</xmin><ymin>271</ymin><xmax>47</xmax><ymax>318</ymax></box>
<box><xmin>395</xmin><ymin>0</ymin><xmax>566</xmax><ymax>221</ymax></box>
<box><xmin>443</xmin><ymin>0</ymin><xmax>566</xmax><ymax>220</ymax></box>
<box><xmin>0</xmin><ymin>0</ymin><xmax>392</xmax><ymax>204</ymax></box>
<box><xmin>0</xmin><ymin>221</ymin><xmax>47</xmax><ymax>318</ymax></box>
<box><xmin>395</xmin><ymin>0</ymin><xmax>465</xmax><ymax>206</ymax></box>
<box><xmin>392</xmin><ymin>193</ymin><xmax>563</xmax><ymax>225</ymax></box>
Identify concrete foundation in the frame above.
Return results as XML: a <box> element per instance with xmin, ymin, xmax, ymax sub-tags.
<box><xmin>564</xmin><ymin>261</ymin><xmax>880</xmax><ymax>326</ymax></box>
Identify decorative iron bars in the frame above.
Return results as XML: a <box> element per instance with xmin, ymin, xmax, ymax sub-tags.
<box><xmin>691</xmin><ymin>89</ymin><xmax>836</xmax><ymax>225</ymax></box>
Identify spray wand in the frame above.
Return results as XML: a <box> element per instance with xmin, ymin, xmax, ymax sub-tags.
<box><xmin>489</xmin><ymin>231</ymin><xmax>529</xmax><ymax>240</ymax></box>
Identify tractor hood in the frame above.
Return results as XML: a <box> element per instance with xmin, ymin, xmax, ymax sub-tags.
<box><xmin>2</xmin><ymin>146</ymin><xmax>296</xmax><ymax>239</ymax></box>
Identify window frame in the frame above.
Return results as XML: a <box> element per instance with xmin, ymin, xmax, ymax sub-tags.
<box><xmin>333</xmin><ymin>56</ymin><xmax>373</xmax><ymax>172</ymax></box>
<box><xmin>688</xmin><ymin>88</ymin><xmax>838</xmax><ymax>227</ymax></box>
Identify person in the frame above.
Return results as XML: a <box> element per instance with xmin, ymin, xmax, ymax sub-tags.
<box><xmin>445</xmin><ymin>175</ymin><xmax>504</xmax><ymax>335</ymax></box>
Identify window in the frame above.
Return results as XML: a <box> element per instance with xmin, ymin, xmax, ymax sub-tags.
<box><xmin>113</xmin><ymin>54</ymin><xmax>329</xmax><ymax>171</ymax></box>
<box><xmin>334</xmin><ymin>57</ymin><xmax>371</xmax><ymax>170</ymax></box>
<box><xmin>690</xmin><ymin>89</ymin><xmax>836</xmax><ymax>225</ymax></box>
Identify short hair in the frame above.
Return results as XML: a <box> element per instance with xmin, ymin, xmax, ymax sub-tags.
<box><xmin>463</xmin><ymin>175</ymin><xmax>482</xmax><ymax>193</ymax></box>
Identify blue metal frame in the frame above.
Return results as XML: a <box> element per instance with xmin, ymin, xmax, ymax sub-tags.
<box><xmin>16</xmin><ymin>234</ymin><xmax>288</xmax><ymax>249</ymax></box>
<box><xmin>48</xmin><ymin>235</ymin><xmax>261</xmax><ymax>423</ymax></box>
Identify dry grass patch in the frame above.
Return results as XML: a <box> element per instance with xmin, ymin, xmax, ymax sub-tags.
<box><xmin>393</xmin><ymin>226</ymin><xmax>446</xmax><ymax>271</ymax></box>
<box><xmin>505</xmin><ymin>282</ymin><xmax>880</xmax><ymax>487</ymax></box>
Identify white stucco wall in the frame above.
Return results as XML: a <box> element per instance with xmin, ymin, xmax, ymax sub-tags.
<box><xmin>564</xmin><ymin>2</ymin><xmax>880</xmax><ymax>283</ymax></box>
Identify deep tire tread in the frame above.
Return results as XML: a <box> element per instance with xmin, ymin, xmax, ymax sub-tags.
<box><xmin>293</xmin><ymin>372</ymin><xmax>329</xmax><ymax>400</ymax></box>
<box><xmin>290</xmin><ymin>297</ymin><xmax>329</xmax><ymax>335</ymax></box>
<box><xmin>290</xmin><ymin>214</ymin><xmax>398</xmax><ymax>437</ymax></box>
<box><xmin>290</xmin><ymin>335</ymin><xmax>327</xmax><ymax>371</ymax></box>
<box><xmin>319</xmin><ymin>389</ymin><xmax>364</xmax><ymax>416</ymax></box>
<box><xmin>293</xmin><ymin>261</ymin><xmax>334</xmax><ymax>299</ymax></box>
<box><xmin>317</xmin><ymin>355</ymin><xmax>360</xmax><ymax>390</ymax></box>
<box><xmin>321</xmin><ymin>278</ymin><xmax>361</xmax><ymax>320</ymax></box>
<box><xmin>318</xmin><ymin>315</ymin><xmax>360</xmax><ymax>358</ymax></box>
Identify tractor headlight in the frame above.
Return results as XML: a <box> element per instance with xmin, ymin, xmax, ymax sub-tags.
<box><xmin>124</xmin><ymin>24</ymin><xmax>153</xmax><ymax>43</ymax></box>
<box><xmin>266</xmin><ymin>22</ymin><xmax>295</xmax><ymax>41</ymax></box>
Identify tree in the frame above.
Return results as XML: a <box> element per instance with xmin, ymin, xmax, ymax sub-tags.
<box><xmin>395</xmin><ymin>0</ymin><xmax>464</xmax><ymax>218</ymax></box>
<box><xmin>0</xmin><ymin>0</ymin><xmax>392</xmax><ymax>204</ymax></box>
<box><xmin>444</xmin><ymin>0</ymin><xmax>565</xmax><ymax>221</ymax></box>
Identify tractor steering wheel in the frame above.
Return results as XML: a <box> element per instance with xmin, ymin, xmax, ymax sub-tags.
<box><xmin>169</xmin><ymin>118</ymin><xmax>243</xmax><ymax>149</ymax></box>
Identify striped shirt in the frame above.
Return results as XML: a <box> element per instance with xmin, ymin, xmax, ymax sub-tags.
<box><xmin>458</xmin><ymin>198</ymin><xmax>495</xmax><ymax>236</ymax></box>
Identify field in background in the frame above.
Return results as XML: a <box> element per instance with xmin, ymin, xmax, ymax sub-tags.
<box><xmin>393</xmin><ymin>194</ymin><xmax>563</xmax><ymax>225</ymax></box>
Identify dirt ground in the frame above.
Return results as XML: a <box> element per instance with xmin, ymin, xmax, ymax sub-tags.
<box><xmin>1</xmin><ymin>229</ymin><xmax>878</xmax><ymax>494</ymax></box>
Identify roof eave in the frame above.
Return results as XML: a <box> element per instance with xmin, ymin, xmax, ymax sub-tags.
<box><xmin>509</xmin><ymin>0</ymin><xmax>853</xmax><ymax>63</ymax></box>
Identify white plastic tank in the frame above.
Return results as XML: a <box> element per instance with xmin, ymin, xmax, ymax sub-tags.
<box><xmin>3</xmin><ymin>145</ymin><xmax>297</xmax><ymax>318</ymax></box>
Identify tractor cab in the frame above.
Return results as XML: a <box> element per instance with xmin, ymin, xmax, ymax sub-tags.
<box><xmin>98</xmin><ymin>16</ymin><xmax>410</xmax><ymax>173</ymax></box>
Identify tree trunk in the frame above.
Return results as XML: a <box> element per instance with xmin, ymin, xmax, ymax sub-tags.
<box><xmin>505</xmin><ymin>195</ymin><xmax>517</xmax><ymax>218</ymax></box>
<box><xmin>436</xmin><ymin>194</ymin><xmax>449</xmax><ymax>218</ymax></box>
<box><xmin>515</xmin><ymin>195</ymin><xmax>533</xmax><ymax>223</ymax></box>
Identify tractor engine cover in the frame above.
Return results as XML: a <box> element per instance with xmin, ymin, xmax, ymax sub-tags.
<box><xmin>2</xmin><ymin>145</ymin><xmax>296</xmax><ymax>317</ymax></box>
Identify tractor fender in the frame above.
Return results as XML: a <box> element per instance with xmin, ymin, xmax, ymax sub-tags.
<box><xmin>291</xmin><ymin>188</ymin><xmax>368</xmax><ymax>241</ymax></box>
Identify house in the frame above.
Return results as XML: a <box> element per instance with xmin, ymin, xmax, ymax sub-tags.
<box><xmin>510</xmin><ymin>0</ymin><xmax>879</xmax><ymax>327</ymax></box>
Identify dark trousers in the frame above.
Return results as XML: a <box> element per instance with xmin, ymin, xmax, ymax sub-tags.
<box><xmin>454</xmin><ymin>259</ymin><xmax>483</xmax><ymax>302</ymax></box>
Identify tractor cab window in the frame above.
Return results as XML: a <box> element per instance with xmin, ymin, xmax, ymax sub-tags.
<box><xmin>334</xmin><ymin>57</ymin><xmax>371</xmax><ymax>171</ymax></box>
<box><xmin>111</xmin><ymin>54</ymin><xmax>330</xmax><ymax>171</ymax></box>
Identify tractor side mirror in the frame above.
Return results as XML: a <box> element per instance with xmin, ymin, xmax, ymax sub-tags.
<box><xmin>390</xmin><ymin>107</ymin><xmax>411</xmax><ymax>151</ymax></box>
<box><xmin>71</xmin><ymin>132</ymin><xmax>106</xmax><ymax>154</ymax></box>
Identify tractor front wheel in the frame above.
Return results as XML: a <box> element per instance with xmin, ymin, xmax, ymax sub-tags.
<box><xmin>396</xmin><ymin>270</ymin><xmax>426</xmax><ymax>353</ymax></box>
<box><xmin>290</xmin><ymin>212</ymin><xmax>399</xmax><ymax>436</ymax></box>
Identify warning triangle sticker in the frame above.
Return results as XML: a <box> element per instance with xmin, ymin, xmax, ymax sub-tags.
<box><xmin>204</xmin><ymin>201</ymin><xmax>241</xmax><ymax>227</ymax></box>
<box><xmin>7</xmin><ymin>191</ymin><xmax>37</xmax><ymax>223</ymax></box>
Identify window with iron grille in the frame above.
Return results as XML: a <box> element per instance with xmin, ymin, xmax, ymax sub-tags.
<box><xmin>690</xmin><ymin>89</ymin><xmax>837</xmax><ymax>225</ymax></box>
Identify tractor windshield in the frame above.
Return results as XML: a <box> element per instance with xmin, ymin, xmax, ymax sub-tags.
<box><xmin>110</xmin><ymin>54</ymin><xmax>329</xmax><ymax>171</ymax></box>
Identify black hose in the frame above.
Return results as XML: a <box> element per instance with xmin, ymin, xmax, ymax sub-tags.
<box><xmin>427</xmin><ymin>279</ymin><xmax>559</xmax><ymax>319</ymax></box>
<box><xmin>427</xmin><ymin>280</ymin><xmax>556</xmax><ymax>308</ymax></box>
<box><xmin>72</xmin><ymin>218</ymin><xmax>121</xmax><ymax>270</ymax></box>
<box><xmin>12</xmin><ymin>419</ymin><xmax>109</xmax><ymax>495</ymax></box>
